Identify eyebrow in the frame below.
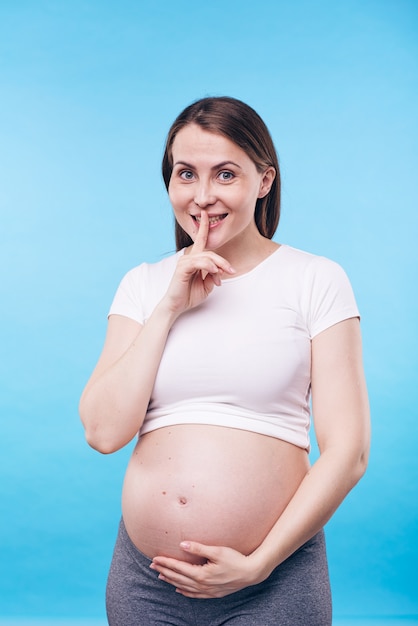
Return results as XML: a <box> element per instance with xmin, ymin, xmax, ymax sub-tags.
<box><xmin>172</xmin><ymin>160</ymin><xmax>242</xmax><ymax>170</ymax></box>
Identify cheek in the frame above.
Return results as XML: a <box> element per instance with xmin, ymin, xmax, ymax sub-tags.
<box><xmin>168</xmin><ymin>186</ymin><xmax>188</xmax><ymax>212</ymax></box>
<box><xmin>169</xmin><ymin>191</ymin><xmax>193</xmax><ymax>232</ymax></box>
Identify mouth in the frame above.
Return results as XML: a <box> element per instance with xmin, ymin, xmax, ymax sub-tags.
<box><xmin>192</xmin><ymin>214</ymin><xmax>228</xmax><ymax>226</ymax></box>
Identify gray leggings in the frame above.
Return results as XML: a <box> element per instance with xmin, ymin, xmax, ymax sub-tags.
<box><xmin>106</xmin><ymin>518</ymin><xmax>332</xmax><ymax>625</ymax></box>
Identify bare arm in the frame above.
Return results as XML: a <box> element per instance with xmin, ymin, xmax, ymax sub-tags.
<box><xmin>79</xmin><ymin>308</ymin><xmax>175</xmax><ymax>453</ymax></box>
<box><xmin>79</xmin><ymin>212</ymin><xmax>235</xmax><ymax>454</ymax></box>
<box><xmin>250</xmin><ymin>316</ymin><xmax>370</xmax><ymax>576</ymax></box>
<box><xmin>150</xmin><ymin>316</ymin><xmax>371</xmax><ymax>597</ymax></box>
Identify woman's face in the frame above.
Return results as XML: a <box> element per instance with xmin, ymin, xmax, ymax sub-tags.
<box><xmin>168</xmin><ymin>124</ymin><xmax>274</xmax><ymax>254</ymax></box>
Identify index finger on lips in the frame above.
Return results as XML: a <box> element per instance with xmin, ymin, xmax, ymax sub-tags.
<box><xmin>191</xmin><ymin>210</ymin><xmax>209</xmax><ymax>254</ymax></box>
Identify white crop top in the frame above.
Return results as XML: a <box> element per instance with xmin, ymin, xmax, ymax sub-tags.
<box><xmin>108</xmin><ymin>245</ymin><xmax>359</xmax><ymax>450</ymax></box>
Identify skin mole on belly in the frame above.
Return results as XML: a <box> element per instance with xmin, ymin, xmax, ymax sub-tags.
<box><xmin>178</xmin><ymin>496</ymin><xmax>188</xmax><ymax>506</ymax></box>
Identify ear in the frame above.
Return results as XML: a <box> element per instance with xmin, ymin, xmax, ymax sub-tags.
<box><xmin>258</xmin><ymin>167</ymin><xmax>276</xmax><ymax>198</ymax></box>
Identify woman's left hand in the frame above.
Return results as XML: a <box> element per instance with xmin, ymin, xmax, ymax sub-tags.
<box><xmin>150</xmin><ymin>542</ymin><xmax>264</xmax><ymax>598</ymax></box>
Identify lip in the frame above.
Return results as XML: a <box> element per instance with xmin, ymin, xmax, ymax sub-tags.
<box><xmin>192</xmin><ymin>213</ymin><xmax>228</xmax><ymax>230</ymax></box>
<box><xmin>192</xmin><ymin>213</ymin><xmax>228</xmax><ymax>222</ymax></box>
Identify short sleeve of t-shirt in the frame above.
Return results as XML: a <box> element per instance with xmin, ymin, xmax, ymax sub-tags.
<box><xmin>303</xmin><ymin>255</ymin><xmax>360</xmax><ymax>338</ymax></box>
<box><xmin>107</xmin><ymin>252</ymin><xmax>182</xmax><ymax>324</ymax></box>
<box><xmin>108</xmin><ymin>264</ymin><xmax>147</xmax><ymax>324</ymax></box>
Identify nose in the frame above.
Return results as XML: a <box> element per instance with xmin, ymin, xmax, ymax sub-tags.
<box><xmin>194</xmin><ymin>181</ymin><xmax>216</xmax><ymax>208</ymax></box>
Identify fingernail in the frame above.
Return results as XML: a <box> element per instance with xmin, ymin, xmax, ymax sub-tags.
<box><xmin>180</xmin><ymin>541</ymin><xmax>191</xmax><ymax>550</ymax></box>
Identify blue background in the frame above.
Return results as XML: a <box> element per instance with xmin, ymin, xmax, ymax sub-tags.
<box><xmin>1</xmin><ymin>0</ymin><xmax>417</xmax><ymax>623</ymax></box>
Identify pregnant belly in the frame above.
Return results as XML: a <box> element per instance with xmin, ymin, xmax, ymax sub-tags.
<box><xmin>122</xmin><ymin>424</ymin><xmax>309</xmax><ymax>564</ymax></box>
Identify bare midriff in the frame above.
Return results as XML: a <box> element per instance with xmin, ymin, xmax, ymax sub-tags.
<box><xmin>122</xmin><ymin>424</ymin><xmax>310</xmax><ymax>565</ymax></box>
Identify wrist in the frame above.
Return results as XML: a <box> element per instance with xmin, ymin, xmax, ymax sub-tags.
<box><xmin>153</xmin><ymin>299</ymin><xmax>182</xmax><ymax>326</ymax></box>
<box><xmin>247</xmin><ymin>545</ymin><xmax>279</xmax><ymax>585</ymax></box>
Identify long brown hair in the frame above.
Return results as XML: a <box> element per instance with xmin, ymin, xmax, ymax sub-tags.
<box><xmin>161</xmin><ymin>96</ymin><xmax>281</xmax><ymax>251</ymax></box>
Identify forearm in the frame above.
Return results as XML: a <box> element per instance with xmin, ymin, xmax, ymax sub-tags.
<box><xmin>149</xmin><ymin>446</ymin><xmax>368</xmax><ymax>599</ymax></box>
<box><xmin>80</xmin><ymin>302</ymin><xmax>177</xmax><ymax>453</ymax></box>
<box><xmin>250</xmin><ymin>445</ymin><xmax>368</xmax><ymax>581</ymax></box>
<box><xmin>79</xmin><ymin>237</ymin><xmax>233</xmax><ymax>454</ymax></box>
<box><xmin>250</xmin><ymin>319</ymin><xmax>371</xmax><ymax>582</ymax></box>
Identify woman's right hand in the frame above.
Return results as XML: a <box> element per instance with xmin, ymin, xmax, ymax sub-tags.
<box><xmin>162</xmin><ymin>212</ymin><xmax>235</xmax><ymax>317</ymax></box>
<box><xmin>79</xmin><ymin>212</ymin><xmax>235</xmax><ymax>453</ymax></box>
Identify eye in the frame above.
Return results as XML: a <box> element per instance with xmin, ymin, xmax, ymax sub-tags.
<box><xmin>179</xmin><ymin>170</ymin><xmax>195</xmax><ymax>181</ymax></box>
<box><xmin>218</xmin><ymin>170</ymin><xmax>234</xmax><ymax>182</ymax></box>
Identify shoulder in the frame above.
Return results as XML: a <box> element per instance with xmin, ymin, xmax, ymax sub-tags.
<box><xmin>108</xmin><ymin>250</ymin><xmax>184</xmax><ymax>324</ymax></box>
<box><xmin>277</xmin><ymin>245</ymin><xmax>359</xmax><ymax>337</ymax></box>
<box><xmin>115</xmin><ymin>250</ymin><xmax>185</xmax><ymax>299</ymax></box>
<box><xmin>279</xmin><ymin>244</ymin><xmax>343</xmax><ymax>273</ymax></box>
<box><xmin>122</xmin><ymin>249</ymin><xmax>184</xmax><ymax>285</ymax></box>
<box><xmin>275</xmin><ymin>245</ymin><xmax>351</xmax><ymax>290</ymax></box>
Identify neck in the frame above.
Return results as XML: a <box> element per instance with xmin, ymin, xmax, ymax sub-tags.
<box><xmin>208</xmin><ymin>230</ymin><xmax>279</xmax><ymax>277</ymax></box>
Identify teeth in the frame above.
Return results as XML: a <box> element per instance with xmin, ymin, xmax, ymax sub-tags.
<box><xmin>195</xmin><ymin>215</ymin><xmax>226</xmax><ymax>224</ymax></box>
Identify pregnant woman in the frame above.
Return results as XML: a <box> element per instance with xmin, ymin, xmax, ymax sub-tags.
<box><xmin>79</xmin><ymin>96</ymin><xmax>370</xmax><ymax>626</ymax></box>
